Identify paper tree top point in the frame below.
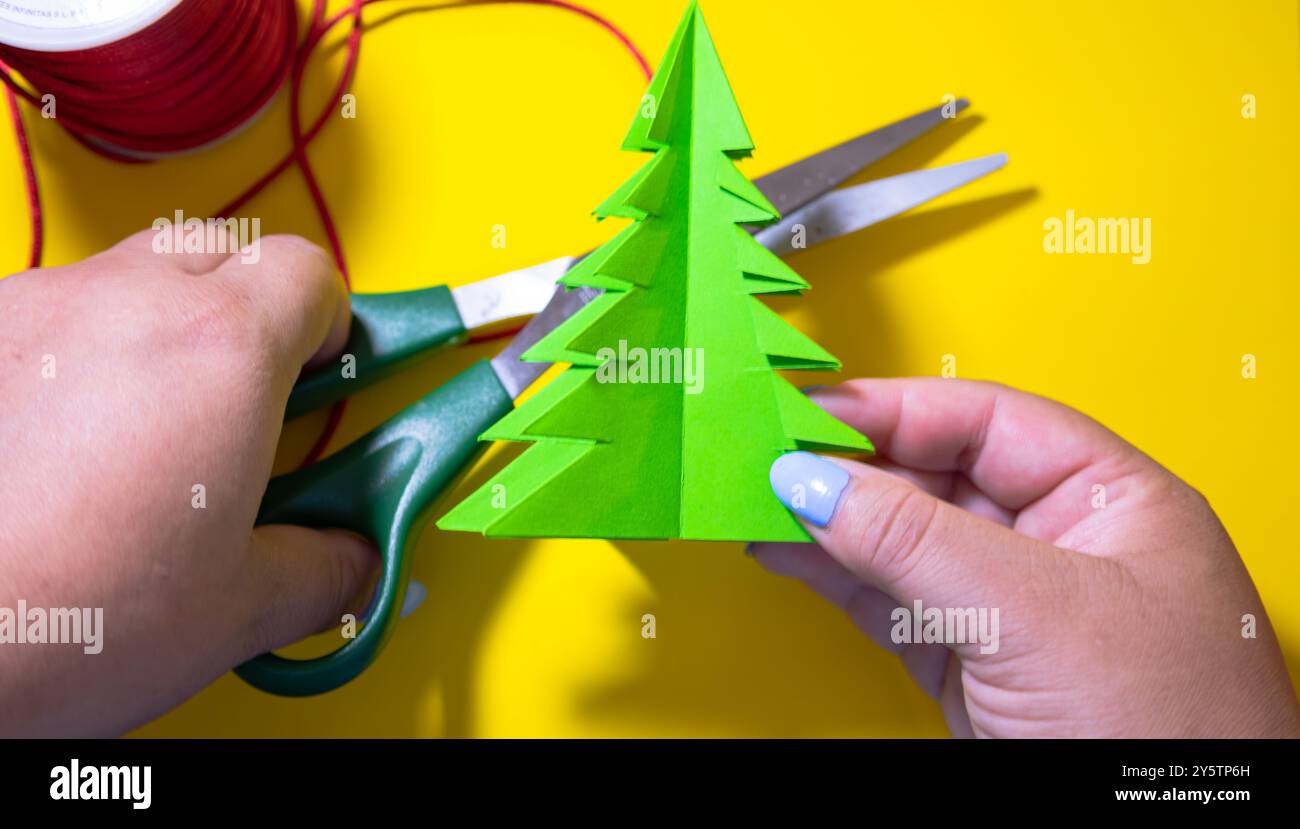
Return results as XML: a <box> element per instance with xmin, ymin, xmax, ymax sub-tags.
<box><xmin>437</xmin><ymin>1</ymin><xmax>873</xmax><ymax>542</ymax></box>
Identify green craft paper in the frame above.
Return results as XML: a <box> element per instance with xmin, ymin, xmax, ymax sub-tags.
<box><xmin>437</xmin><ymin>0</ymin><xmax>873</xmax><ymax>542</ymax></box>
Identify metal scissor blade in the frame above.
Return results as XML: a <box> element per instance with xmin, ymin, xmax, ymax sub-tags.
<box><xmin>754</xmin><ymin>99</ymin><xmax>969</xmax><ymax>215</ymax></box>
<box><xmin>490</xmin><ymin>283</ymin><xmax>601</xmax><ymax>398</ymax></box>
<box><xmin>473</xmin><ymin>102</ymin><xmax>975</xmax><ymax>328</ymax></box>
<box><xmin>492</xmin><ymin>153</ymin><xmax>1006</xmax><ymax>397</ymax></box>
<box><xmin>450</xmin><ymin>256</ymin><xmax>574</xmax><ymax>330</ymax></box>
<box><xmin>753</xmin><ymin>153</ymin><xmax>1008</xmax><ymax>256</ymax></box>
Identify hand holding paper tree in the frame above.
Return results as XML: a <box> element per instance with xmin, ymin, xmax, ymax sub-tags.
<box><xmin>437</xmin><ymin>0</ymin><xmax>872</xmax><ymax>541</ymax></box>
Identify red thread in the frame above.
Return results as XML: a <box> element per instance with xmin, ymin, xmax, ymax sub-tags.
<box><xmin>3</xmin><ymin>83</ymin><xmax>40</xmax><ymax>269</ymax></box>
<box><xmin>0</xmin><ymin>0</ymin><xmax>298</xmax><ymax>157</ymax></box>
<box><xmin>1</xmin><ymin>0</ymin><xmax>652</xmax><ymax>464</ymax></box>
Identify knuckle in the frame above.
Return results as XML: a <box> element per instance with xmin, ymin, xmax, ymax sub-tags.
<box><xmin>324</xmin><ymin>548</ymin><xmax>359</xmax><ymax>624</ymax></box>
<box><xmin>243</xmin><ymin>602</ymin><xmax>281</xmax><ymax>658</ymax></box>
<box><xmin>846</xmin><ymin>483</ymin><xmax>939</xmax><ymax>578</ymax></box>
<box><xmin>239</xmin><ymin>540</ymin><xmax>290</xmax><ymax>656</ymax></box>
<box><xmin>262</xmin><ymin>233</ymin><xmax>327</xmax><ymax>259</ymax></box>
<box><xmin>118</xmin><ymin>228</ymin><xmax>158</xmax><ymax>249</ymax></box>
<box><xmin>300</xmin><ymin>537</ymin><xmax>371</xmax><ymax>639</ymax></box>
<box><xmin>241</xmin><ymin>564</ymin><xmax>292</xmax><ymax>658</ymax></box>
<box><xmin>260</xmin><ymin>234</ymin><xmax>341</xmax><ymax>308</ymax></box>
<box><xmin>260</xmin><ymin>235</ymin><xmax>334</xmax><ymax>280</ymax></box>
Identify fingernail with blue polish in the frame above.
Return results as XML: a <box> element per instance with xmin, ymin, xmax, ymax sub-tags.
<box><xmin>769</xmin><ymin>451</ymin><xmax>850</xmax><ymax>527</ymax></box>
<box><xmin>400</xmin><ymin>579</ymin><xmax>427</xmax><ymax>619</ymax></box>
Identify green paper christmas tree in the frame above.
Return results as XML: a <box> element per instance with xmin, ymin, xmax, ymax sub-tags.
<box><xmin>437</xmin><ymin>1</ymin><xmax>872</xmax><ymax>541</ymax></box>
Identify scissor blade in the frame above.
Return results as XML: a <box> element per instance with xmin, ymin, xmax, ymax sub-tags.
<box><xmin>490</xmin><ymin>283</ymin><xmax>601</xmax><ymax>398</ymax></box>
<box><xmin>472</xmin><ymin>102</ymin><xmax>974</xmax><ymax>330</ymax></box>
<box><xmin>450</xmin><ymin>257</ymin><xmax>574</xmax><ymax>330</ymax></box>
<box><xmin>491</xmin><ymin>153</ymin><xmax>1006</xmax><ymax>398</ymax></box>
<box><xmin>754</xmin><ymin>153</ymin><xmax>1008</xmax><ymax>257</ymax></box>
<box><xmin>754</xmin><ymin>99</ymin><xmax>969</xmax><ymax>216</ymax></box>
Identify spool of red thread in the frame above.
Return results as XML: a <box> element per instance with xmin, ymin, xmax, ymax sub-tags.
<box><xmin>0</xmin><ymin>0</ymin><xmax>296</xmax><ymax>159</ymax></box>
<box><xmin>0</xmin><ymin>0</ymin><xmax>653</xmax><ymax>462</ymax></box>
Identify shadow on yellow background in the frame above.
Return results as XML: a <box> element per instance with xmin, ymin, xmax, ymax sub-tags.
<box><xmin>1</xmin><ymin>0</ymin><xmax>1295</xmax><ymax>736</ymax></box>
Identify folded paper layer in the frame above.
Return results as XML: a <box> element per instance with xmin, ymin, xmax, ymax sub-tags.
<box><xmin>437</xmin><ymin>0</ymin><xmax>873</xmax><ymax>541</ymax></box>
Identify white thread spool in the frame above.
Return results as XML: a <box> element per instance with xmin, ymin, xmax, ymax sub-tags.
<box><xmin>0</xmin><ymin>0</ymin><xmax>283</xmax><ymax>158</ymax></box>
<box><xmin>0</xmin><ymin>0</ymin><xmax>181</xmax><ymax>51</ymax></box>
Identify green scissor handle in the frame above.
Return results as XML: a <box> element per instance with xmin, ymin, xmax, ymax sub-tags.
<box><xmin>285</xmin><ymin>286</ymin><xmax>467</xmax><ymax>420</ymax></box>
<box><xmin>235</xmin><ymin>359</ymin><xmax>514</xmax><ymax>696</ymax></box>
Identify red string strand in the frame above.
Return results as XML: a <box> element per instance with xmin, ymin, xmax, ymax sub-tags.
<box><xmin>3</xmin><ymin>82</ymin><xmax>40</xmax><ymax>269</ymax></box>
<box><xmin>0</xmin><ymin>0</ymin><xmax>298</xmax><ymax>157</ymax></box>
<box><xmin>0</xmin><ymin>0</ymin><xmax>652</xmax><ymax>463</ymax></box>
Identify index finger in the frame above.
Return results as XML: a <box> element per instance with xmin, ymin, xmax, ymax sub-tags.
<box><xmin>808</xmin><ymin>378</ymin><xmax>1154</xmax><ymax>512</ymax></box>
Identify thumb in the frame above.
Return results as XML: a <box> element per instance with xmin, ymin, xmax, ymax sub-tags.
<box><xmin>237</xmin><ymin>525</ymin><xmax>379</xmax><ymax>658</ymax></box>
<box><xmin>768</xmin><ymin>451</ymin><xmax>1095</xmax><ymax>636</ymax></box>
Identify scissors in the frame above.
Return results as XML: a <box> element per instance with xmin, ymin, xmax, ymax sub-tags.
<box><xmin>235</xmin><ymin>100</ymin><xmax>1008</xmax><ymax>696</ymax></box>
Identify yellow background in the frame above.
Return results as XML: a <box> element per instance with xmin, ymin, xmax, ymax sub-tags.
<box><xmin>3</xmin><ymin>0</ymin><xmax>1295</xmax><ymax>736</ymax></box>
